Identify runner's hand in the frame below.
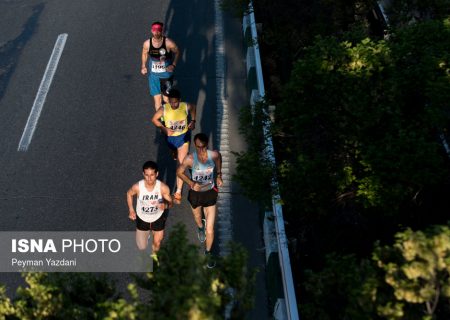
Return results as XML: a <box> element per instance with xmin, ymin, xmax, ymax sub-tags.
<box><xmin>128</xmin><ymin>209</ymin><xmax>137</xmax><ymax>220</ymax></box>
<box><xmin>166</xmin><ymin>64</ymin><xmax>175</xmax><ymax>72</ymax></box>
<box><xmin>141</xmin><ymin>67</ymin><xmax>147</xmax><ymax>75</ymax></box>
<box><xmin>216</xmin><ymin>176</ymin><xmax>223</xmax><ymax>187</ymax></box>
<box><xmin>190</xmin><ymin>182</ymin><xmax>201</xmax><ymax>192</ymax></box>
<box><xmin>165</xmin><ymin>128</ymin><xmax>175</xmax><ymax>136</ymax></box>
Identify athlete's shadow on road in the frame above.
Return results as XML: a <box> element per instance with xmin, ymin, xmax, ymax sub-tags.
<box><xmin>0</xmin><ymin>3</ymin><xmax>44</xmax><ymax>103</ymax></box>
<box><xmin>153</xmin><ymin>128</ymin><xmax>178</xmax><ymax>191</ymax></box>
<box><xmin>154</xmin><ymin>0</ymin><xmax>218</xmax><ymax>188</ymax></box>
<box><xmin>152</xmin><ymin>0</ymin><xmax>219</xmax><ymax>254</ymax></box>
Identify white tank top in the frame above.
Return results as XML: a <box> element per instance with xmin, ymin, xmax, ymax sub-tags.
<box><xmin>136</xmin><ymin>180</ymin><xmax>164</xmax><ymax>223</ymax></box>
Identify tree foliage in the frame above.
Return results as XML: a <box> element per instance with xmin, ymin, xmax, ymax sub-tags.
<box><xmin>276</xmin><ymin>18</ymin><xmax>450</xmax><ymax>223</ymax></box>
<box><xmin>253</xmin><ymin>0</ymin><xmax>375</xmax><ymax>100</ymax></box>
<box><xmin>300</xmin><ymin>224</ymin><xmax>450</xmax><ymax>319</ymax></box>
<box><xmin>135</xmin><ymin>223</ymin><xmax>221</xmax><ymax>319</ymax></box>
<box><xmin>0</xmin><ymin>273</ymin><xmax>130</xmax><ymax>320</ymax></box>
<box><xmin>137</xmin><ymin>223</ymin><xmax>257</xmax><ymax>319</ymax></box>
<box><xmin>237</xmin><ymin>1</ymin><xmax>450</xmax><ymax>317</ymax></box>
<box><xmin>233</xmin><ymin>101</ymin><xmax>274</xmax><ymax>208</ymax></box>
<box><xmin>384</xmin><ymin>0</ymin><xmax>450</xmax><ymax>27</ymax></box>
<box><xmin>300</xmin><ymin>253</ymin><xmax>378</xmax><ymax>320</ymax></box>
<box><xmin>373</xmin><ymin>225</ymin><xmax>450</xmax><ymax>320</ymax></box>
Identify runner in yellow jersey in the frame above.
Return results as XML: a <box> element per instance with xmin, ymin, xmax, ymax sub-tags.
<box><xmin>152</xmin><ymin>89</ymin><xmax>196</xmax><ymax>203</ymax></box>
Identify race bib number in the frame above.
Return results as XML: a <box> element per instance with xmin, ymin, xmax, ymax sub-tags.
<box><xmin>140</xmin><ymin>199</ymin><xmax>161</xmax><ymax>215</ymax></box>
<box><xmin>193</xmin><ymin>168</ymin><xmax>214</xmax><ymax>185</ymax></box>
<box><xmin>141</xmin><ymin>206</ymin><xmax>159</xmax><ymax>214</ymax></box>
<box><xmin>151</xmin><ymin>61</ymin><xmax>166</xmax><ymax>73</ymax></box>
<box><xmin>168</xmin><ymin>119</ymin><xmax>187</xmax><ymax>132</ymax></box>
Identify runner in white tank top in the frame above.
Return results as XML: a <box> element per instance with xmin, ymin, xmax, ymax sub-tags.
<box><xmin>127</xmin><ymin>161</ymin><xmax>173</xmax><ymax>256</ymax></box>
<box><xmin>136</xmin><ymin>179</ymin><xmax>164</xmax><ymax>223</ymax></box>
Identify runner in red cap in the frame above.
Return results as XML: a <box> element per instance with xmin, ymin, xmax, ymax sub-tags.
<box><xmin>141</xmin><ymin>21</ymin><xmax>180</xmax><ymax>112</ymax></box>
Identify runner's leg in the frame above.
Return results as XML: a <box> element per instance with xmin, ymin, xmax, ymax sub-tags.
<box><xmin>149</xmin><ymin>74</ymin><xmax>163</xmax><ymax>111</ymax></box>
<box><xmin>203</xmin><ymin>205</ymin><xmax>217</xmax><ymax>252</ymax></box>
<box><xmin>153</xmin><ymin>94</ymin><xmax>162</xmax><ymax>111</ymax></box>
<box><xmin>152</xmin><ymin>229</ymin><xmax>164</xmax><ymax>252</ymax></box>
<box><xmin>136</xmin><ymin>229</ymin><xmax>151</xmax><ymax>250</ymax></box>
<box><xmin>175</xmin><ymin>142</ymin><xmax>189</xmax><ymax>193</ymax></box>
<box><xmin>191</xmin><ymin>205</ymin><xmax>204</xmax><ymax>229</ymax></box>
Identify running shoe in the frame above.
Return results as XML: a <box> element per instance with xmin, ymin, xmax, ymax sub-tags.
<box><xmin>150</xmin><ymin>253</ymin><xmax>159</xmax><ymax>267</ymax></box>
<box><xmin>205</xmin><ymin>250</ymin><xmax>216</xmax><ymax>269</ymax></box>
<box><xmin>197</xmin><ymin>219</ymin><xmax>206</xmax><ymax>243</ymax></box>
<box><xmin>165</xmin><ymin>82</ymin><xmax>172</xmax><ymax>95</ymax></box>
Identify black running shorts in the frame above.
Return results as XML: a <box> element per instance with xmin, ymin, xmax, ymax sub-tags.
<box><xmin>188</xmin><ymin>188</ymin><xmax>218</xmax><ymax>209</ymax></box>
<box><xmin>136</xmin><ymin>211</ymin><xmax>168</xmax><ymax>231</ymax></box>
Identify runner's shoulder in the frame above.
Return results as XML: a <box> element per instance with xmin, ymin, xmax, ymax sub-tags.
<box><xmin>160</xmin><ymin>181</ymin><xmax>171</xmax><ymax>192</ymax></box>
<box><xmin>128</xmin><ymin>182</ymin><xmax>140</xmax><ymax>194</ymax></box>
<box><xmin>211</xmin><ymin>149</ymin><xmax>221</xmax><ymax>158</ymax></box>
<box><xmin>165</xmin><ymin>37</ymin><xmax>177</xmax><ymax>48</ymax></box>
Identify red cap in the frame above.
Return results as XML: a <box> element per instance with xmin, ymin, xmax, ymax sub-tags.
<box><xmin>151</xmin><ymin>24</ymin><xmax>163</xmax><ymax>32</ymax></box>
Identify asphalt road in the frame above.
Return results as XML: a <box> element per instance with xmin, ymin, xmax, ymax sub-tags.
<box><xmin>0</xmin><ymin>0</ymin><xmax>268</xmax><ymax>318</ymax></box>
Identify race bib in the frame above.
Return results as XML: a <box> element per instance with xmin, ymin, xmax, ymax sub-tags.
<box><xmin>192</xmin><ymin>167</ymin><xmax>214</xmax><ymax>185</ymax></box>
<box><xmin>168</xmin><ymin>119</ymin><xmax>187</xmax><ymax>132</ymax></box>
<box><xmin>151</xmin><ymin>61</ymin><xmax>166</xmax><ymax>73</ymax></box>
<box><xmin>140</xmin><ymin>199</ymin><xmax>161</xmax><ymax>215</ymax></box>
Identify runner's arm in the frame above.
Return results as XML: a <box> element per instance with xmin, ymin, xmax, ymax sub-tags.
<box><xmin>166</xmin><ymin>38</ymin><xmax>180</xmax><ymax>67</ymax></box>
<box><xmin>177</xmin><ymin>155</ymin><xmax>196</xmax><ymax>188</ymax></box>
<box><xmin>213</xmin><ymin>151</ymin><xmax>223</xmax><ymax>187</ymax></box>
<box><xmin>152</xmin><ymin>109</ymin><xmax>174</xmax><ymax>136</ymax></box>
<box><xmin>160</xmin><ymin>183</ymin><xmax>173</xmax><ymax>209</ymax></box>
<box><xmin>152</xmin><ymin>108</ymin><xmax>165</xmax><ymax>129</ymax></box>
<box><xmin>126</xmin><ymin>183</ymin><xmax>139</xmax><ymax>220</ymax></box>
<box><xmin>141</xmin><ymin>40</ymin><xmax>149</xmax><ymax>75</ymax></box>
<box><xmin>187</xmin><ymin>103</ymin><xmax>197</xmax><ymax>130</ymax></box>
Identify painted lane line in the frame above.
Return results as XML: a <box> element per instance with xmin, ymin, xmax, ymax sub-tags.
<box><xmin>18</xmin><ymin>33</ymin><xmax>68</xmax><ymax>152</ymax></box>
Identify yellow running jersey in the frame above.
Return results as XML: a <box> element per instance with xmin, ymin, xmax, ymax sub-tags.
<box><xmin>163</xmin><ymin>102</ymin><xmax>189</xmax><ymax>136</ymax></box>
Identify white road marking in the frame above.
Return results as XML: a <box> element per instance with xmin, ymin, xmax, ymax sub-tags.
<box><xmin>18</xmin><ymin>33</ymin><xmax>68</xmax><ymax>152</ymax></box>
<box><xmin>214</xmin><ymin>0</ymin><xmax>233</xmax><ymax>256</ymax></box>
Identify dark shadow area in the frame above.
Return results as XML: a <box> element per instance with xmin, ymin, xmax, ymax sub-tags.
<box><xmin>0</xmin><ymin>3</ymin><xmax>44</xmax><ymax>102</ymax></box>
<box><xmin>150</xmin><ymin>1</ymin><xmax>217</xmax><ymax>251</ymax></box>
